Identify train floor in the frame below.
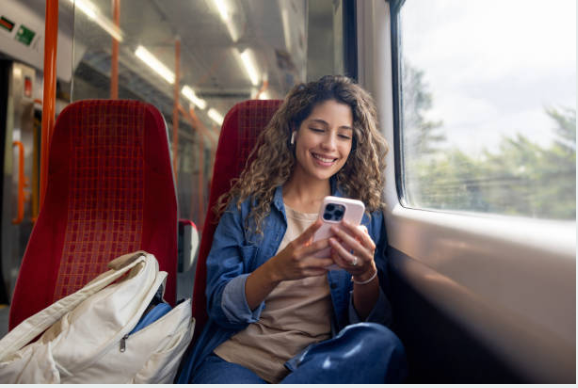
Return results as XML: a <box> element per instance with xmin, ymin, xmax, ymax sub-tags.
<box><xmin>0</xmin><ymin>263</ymin><xmax>196</xmax><ymax>340</ymax></box>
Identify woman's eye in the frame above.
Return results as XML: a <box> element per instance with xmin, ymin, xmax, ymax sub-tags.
<box><xmin>309</xmin><ymin>127</ymin><xmax>324</xmax><ymax>133</ymax></box>
<box><xmin>338</xmin><ymin>134</ymin><xmax>352</xmax><ymax>140</ymax></box>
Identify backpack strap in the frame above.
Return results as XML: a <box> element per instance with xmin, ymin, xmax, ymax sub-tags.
<box><xmin>0</xmin><ymin>251</ymin><xmax>151</xmax><ymax>360</ymax></box>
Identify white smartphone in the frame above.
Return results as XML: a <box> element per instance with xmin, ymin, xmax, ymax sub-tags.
<box><xmin>312</xmin><ymin>196</ymin><xmax>365</xmax><ymax>263</ymax></box>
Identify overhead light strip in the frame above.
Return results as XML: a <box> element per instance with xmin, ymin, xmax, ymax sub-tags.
<box><xmin>208</xmin><ymin>108</ymin><xmax>224</xmax><ymax>125</ymax></box>
<box><xmin>182</xmin><ymin>86</ymin><xmax>207</xmax><ymax>110</ymax></box>
<box><xmin>70</xmin><ymin>0</ymin><xmax>123</xmax><ymax>42</ymax></box>
<box><xmin>135</xmin><ymin>46</ymin><xmax>175</xmax><ymax>84</ymax></box>
<box><xmin>281</xmin><ymin>8</ymin><xmax>291</xmax><ymax>51</ymax></box>
<box><xmin>239</xmin><ymin>49</ymin><xmax>259</xmax><ymax>86</ymax></box>
<box><xmin>213</xmin><ymin>0</ymin><xmax>239</xmax><ymax>42</ymax></box>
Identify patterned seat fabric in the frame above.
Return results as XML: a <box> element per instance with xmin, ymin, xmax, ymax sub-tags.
<box><xmin>191</xmin><ymin>99</ymin><xmax>282</xmax><ymax>337</ymax></box>
<box><xmin>9</xmin><ymin>100</ymin><xmax>178</xmax><ymax>329</ymax></box>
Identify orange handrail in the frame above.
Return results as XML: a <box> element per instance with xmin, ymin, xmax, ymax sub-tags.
<box><xmin>110</xmin><ymin>0</ymin><xmax>120</xmax><ymax>99</ymax></box>
<box><xmin>40</xmin><ymin>0</ymin><xmax>59</xmax><ymax>209</ymax></box>
<box><xmin>255</xmin><ymin>79</ymin><xmax>269</xmax><ymax>99</ymax></box>
<box><xmin>12</xmin><ymin>141</ymin><xmax>27</xmax><ymax>225</ymax></box>
<box><xmin>177</xmin><ymin>105</ymin><xmax>207</xmax><ymax>230</ymax></box>
<box><xmin>177</xmin><ymin>103</ymin><xmax>217</xmax><ymax>145</ymax></box>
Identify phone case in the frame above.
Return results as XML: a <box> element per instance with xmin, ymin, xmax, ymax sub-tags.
<box><xmin>312</xmin><ymin>196</ymin><xmax>365</xmax><ymax>261</ymax></box>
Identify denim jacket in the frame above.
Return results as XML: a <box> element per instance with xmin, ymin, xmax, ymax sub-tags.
<box><xmin>177</xmin><ymin>183</ymin><xmax>392</xmax><ymax>382</ymax></box>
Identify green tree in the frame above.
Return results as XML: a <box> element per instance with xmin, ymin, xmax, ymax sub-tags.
<box><xmin>401</xmin><ymin>60</ymin><xmax>446</xmax><ymax>156</ymax></box>
<box><xmin>547</xmin><ymin>107</ymin><xmax>576</xmax><ymax>153</ymax></box>
<box><xmin>418</xmin><ymin>107</ymin><xmax>576</xmax><ymax>219</ymax></box>
<box><xmin>401</xmin><ymin>61</ymin><xmax>447</xmax><ymax>206</ymax></box>
<box><xmin>400</xmin><ymin>61</ymin><xmax>575</xmax><ymax>220</ymax></box>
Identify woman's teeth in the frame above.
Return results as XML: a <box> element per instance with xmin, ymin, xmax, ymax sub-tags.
<box><xmin>313</xmin><ymin>154</ymin><xmax>336</xmax><ymax>163</ymax></box>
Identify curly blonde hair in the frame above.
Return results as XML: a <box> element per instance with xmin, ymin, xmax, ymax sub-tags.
<box><xmin>216</xmin><ymin>75</ymin><xmax>388</xmax><ymax>236</ymax></box>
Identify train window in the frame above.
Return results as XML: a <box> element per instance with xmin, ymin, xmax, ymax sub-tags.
<box><xmin>68</xmin><ymin>0</ymin><xmax>354</xmax><ymax>225</ymax></box>
<box><xmin>393</xmin><ymin>0</ymin><xmax>576</xmax><ymax>220</ymax></box>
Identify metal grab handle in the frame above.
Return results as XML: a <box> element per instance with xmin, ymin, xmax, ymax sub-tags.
<box><xmin>12</xmin><ymin>141</ymin><xmax>27</xmax><ymax>225</ymax></box>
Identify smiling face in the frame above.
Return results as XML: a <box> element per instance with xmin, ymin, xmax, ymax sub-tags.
<box><xmin>291</xmin><ymin>99</ymin><xmax>354</xmax><ymax>184</ymax></box>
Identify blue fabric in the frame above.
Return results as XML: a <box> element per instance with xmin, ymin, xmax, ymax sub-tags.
<box><xmin>192</xmin><ymin>323</ymin><xmax>407</xmax><ymax>384</ymax></box>
<box><xmin>129</xmin><ymin>303</ymin><xmax>172</xmax><ymax>335</ymax></box>
<box><xmin>191</xmin><ymin>354</ymin><xmax>267</xmax><ymax>384</ymax></box>
<box><xmin>176</xmin><ymin>182</ymin><xmax>396</xmax><ymax>383</ymax></box>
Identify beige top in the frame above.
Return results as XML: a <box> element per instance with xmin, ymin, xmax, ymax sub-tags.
<box><xmin>213</xmin><ymin>205</ymin><xmax>332</xmax><ymax>383</ymax></box>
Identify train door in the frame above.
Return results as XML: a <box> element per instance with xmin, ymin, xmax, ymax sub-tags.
<box><xmin>0</xmin><ymin>61</ymin><xmax>37</xmax><ymax>304</ymax></box>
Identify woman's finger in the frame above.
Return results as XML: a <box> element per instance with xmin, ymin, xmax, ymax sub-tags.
<box><xmin>329</xmin><ymin>237</ymin><xmax>358</xmax><ymax>265</ymax></box>
<box><xmin>303</xmin><ymin>256</ymin><xmax>335</xmax><ymax>269</ymax></box>
<box><xmin>340</xmin><ymin>221</ymin><xmax>376</xmax><ymax>251</ymax></box>
<box><xmin>329</xmin><ymin>243</ymin><xmax>352</xmax><ymax>268</ymax></box>
<box><xmin>330</xmin><ymin>225</ymin><xmax>372</xmax><ymax>259</ymax></box>
<box><xmin>294</xmin><ymin>219</ymin><xmax>323</xmax><ymax>245</ymax></box>
<box><xmin>301</xmin><ymin>237</ymin><xmax>330</xmax><ymax>256</ymax></box>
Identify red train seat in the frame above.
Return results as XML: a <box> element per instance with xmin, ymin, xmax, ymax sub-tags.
<box><xmin>191</xmin><ymin>99</ymin><xmax>282</xmax><ymax>336</ymax></box>
<box><xmin>9</xmin><ymin>100</ymin><xmax>178</xmax><ymax>329</ymax></box>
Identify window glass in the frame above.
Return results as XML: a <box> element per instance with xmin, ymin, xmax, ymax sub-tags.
<box><xmin>69</xmin><ymin>0</ymin><xmax>347</xmax><ymax>226</ymax></box>
<box><xmin>397</xmin><ymin>0</ymin><xmax>576</xmax><ymax>219</ymax></box>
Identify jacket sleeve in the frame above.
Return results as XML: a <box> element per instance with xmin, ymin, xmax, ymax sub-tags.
<box><xmin>347</xmin><ymin>210</ymin><xmax>393</xmax><ymax>327</ymax></box>
<box><xmin>205</xmin><ymin>203</ymin><xmax>265</xmax><ymax>330</ymax></box>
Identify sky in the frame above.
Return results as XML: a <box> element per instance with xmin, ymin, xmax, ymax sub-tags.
<box><xmin>400</xmin><ymin>0</ymin><xmax>576</xmax><ymax>157</ymax></box>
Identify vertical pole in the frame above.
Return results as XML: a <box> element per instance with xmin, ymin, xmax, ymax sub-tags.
<box><xmin>110</xmin><ymin>0</ymin><xmax>120</xmax><ymax>99</ymax></box>
<box><xmin>188</xmin><ymin>106</ymin><xmax>206</xmax><ymax>230</ymax></box>
<box><xmin>210</xmin><ymin>124</ymin><xmax>218</xmax><ymax>172</ymax></box>
<box><xmin>40</xmin><ymin>0</ymin><xmax>59</xmax><ymax>208</ymax></box>
<box><xmin>172</xmin><ymin>38</ymin><xmax>180</xmax><ymax>183</ymax></box>
<box><xmin>255</xmin><ymin>79</ymin><xmax>269</xmax><ymax>99</ymax></box>
<box><xmin>198</xmin><ymin>132</ymin><xmax>204</xmax><ymax>230</ymax></box>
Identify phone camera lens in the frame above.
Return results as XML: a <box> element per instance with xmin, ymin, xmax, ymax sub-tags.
<box><xmin>323</xmin><ymin>212</ymin><xmax>333</xmax><ymax>221</ymax></box>
<box><xmin>326</xmin><ymin>204</ymin><xmax>335</xmax><ymax>212</ymax></box>
<box><xmin>334</xmin><ymin>210</ymin><xmax>344</xmax><ymax>220</ymax></box>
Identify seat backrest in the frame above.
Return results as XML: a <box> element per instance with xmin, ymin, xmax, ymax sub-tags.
<box><xmin>191</xmin><ymin>99</ymin><xmax>282</xmax><ymax>334</ymax></box>
<box><xmin>9</xmin><ymin>100</ymin><xmax>178</xmax><ymax>329</ymax></box>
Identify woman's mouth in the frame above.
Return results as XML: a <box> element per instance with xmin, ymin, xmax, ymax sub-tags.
<box><xmin>312</xmin><ymin>153</ymin><xmax>338</xmax><ymax>166</ymax></box>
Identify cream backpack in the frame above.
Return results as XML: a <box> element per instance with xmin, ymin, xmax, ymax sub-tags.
<box><xmin>0</xmin><ymin>251</ymin><xmax>194</xmax><ymax>383</ymax></box>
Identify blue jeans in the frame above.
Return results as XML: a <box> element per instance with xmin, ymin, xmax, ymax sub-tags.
<box><xmin>191</xmin><ymin>323</ymin><xmax>407</xmax><ymax>384</ymax></box>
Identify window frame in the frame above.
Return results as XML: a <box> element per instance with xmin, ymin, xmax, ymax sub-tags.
<box><xmin>389</xmin><ymin>0</ymin><xmax>406</xmax><ymax>207</ymax></box>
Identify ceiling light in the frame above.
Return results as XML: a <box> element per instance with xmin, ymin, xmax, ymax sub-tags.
<box><xmin>214</xmin><ymin>0</ymin><xmax>229</xmax><ymax>21</ymax></box>
<box><xmin>135</xmin><ymin>46</ymin><xmax>175</xmax><ymax>84</ymax></box>
<box><xmin>70</xmin><ymin>0</ymin><xmax>123</xmax><ymax>42</ymax></box>
<box><xmin>239</xmin><ymin>49</ymin><xmax>259</xmax><ymax>86</ymax></box>
<box><xmin>213</xmin><ymin>0</ymin><xmax>239</xmax><ymax>42</ymax></box>
<box><xmin>71</xmin><ymin>0</ymin><xmax>96</xmax><ymax>19</ymax></box>
<box><xmin>182</xmin><ymin>86</ymin><xmax>207</xmax><ymax>110</ymax></box>
<box><xmin>281</xmin><ymin>7</ymin><xmax>291</xmax><ymax>51</ymax></box>
<box><xmin>208</xmin><ymin>108</ymin><xmax>224</xmax><ymax>125</ymax></box>
<box><xmin>94</xmin><ymin>16</ymin><xmax>123</xmax><ymax>42</ymax></box>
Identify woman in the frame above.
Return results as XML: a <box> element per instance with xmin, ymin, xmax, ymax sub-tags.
<box><xmin>178</xmin><ymin>75</ymin><xmax>407</xmax><ymax>384</ymax></box>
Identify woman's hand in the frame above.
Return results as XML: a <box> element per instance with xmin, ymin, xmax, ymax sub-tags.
<box><xmin>328</xmin><ymin>220</ymin><xmax>377</xmax><ymax>283</ymax></box>
<box><xmin>265</xmin><ymin>220</ymin><xmax>335</xmax><ymax>282</ymax></box>
<box><xmin>329</xmin><ymin>220</ymin><xmax>380</xmax><ymax>320</ymax></box>
<box><xmin>246</xmin><ymin>220</ymin><xmax>334</xmax><ymax>310</ymax></box>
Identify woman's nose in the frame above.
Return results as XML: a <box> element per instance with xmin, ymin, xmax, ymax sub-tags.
<box><xmin>321</xmin><ymin>133</ymin><xmax>337</xmax><ymax>150</ymax></box>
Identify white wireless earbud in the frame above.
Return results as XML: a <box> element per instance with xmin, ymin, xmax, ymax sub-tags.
<box><xmin>290</xmin><ymin>131</ymin><xmax>296</xmax><ymax>145</ymax></box>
